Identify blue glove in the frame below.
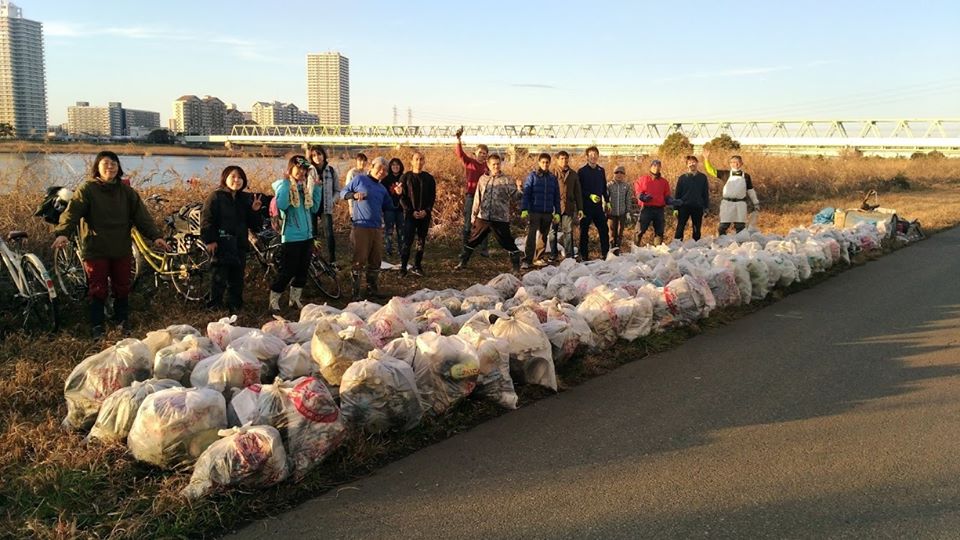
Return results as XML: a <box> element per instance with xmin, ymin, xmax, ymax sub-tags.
<box><xmin>638</xmin><ymin>192</ymin><xmax>653</xmax><ymax>203</ymax></box>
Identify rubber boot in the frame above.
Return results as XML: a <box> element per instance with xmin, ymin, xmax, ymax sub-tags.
<box><xmin>455</xmin><ymin>247</ymin><xmax>473</xmax><ymax>271</ymax></box>
<box><xmin>268</xmin><ymin>290</ymin><xmax>282</xmax><ymax>312</ymax></box>
<box><xmin>510</xmin><ymin>251</ymin><xmax>522</xmax><ymax>273</ymax></box>
<box><xmin>112</xmin><ymin>297</ymin><xmax>131</xmax><ymax>334</ymax></box>
<box><xmin>366</xmin><ymin>270</ymin><xmax>380</xmax><ymax>298</ymax></box>
<box><xmin>289</xmin><ymin>286</ymin><xmax>304</xmax><ymax>309</ymax></box>
<box><xmin>351</xmin><ymin>271</ymin><xmax>362</xmax><ymax>301</ymax></box>
<box><xmin>90</xmin><ymin>298</ymin><xmax>106</xmax><ymax>339</ymax></box>
<box><xmin>413</xmin><ymin>251</ymin><xmax>425</xmax><ymax>276</ymax></box>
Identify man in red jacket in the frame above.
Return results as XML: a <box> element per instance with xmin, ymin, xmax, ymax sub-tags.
<box><xmin>633</xmin><ymin>159</ymin><xmax>673</xmax><ymax>246</ymax></box>
<box><xmin>455</xmin><ymin>127</ymin><xmax>490</xmax><ymax>256</ymax></box>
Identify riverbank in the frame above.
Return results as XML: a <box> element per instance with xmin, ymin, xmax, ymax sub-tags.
<box><xmin>0</xmin><ymin>140</ymin><xmax>295</xmax><ymax>158</ymax></box>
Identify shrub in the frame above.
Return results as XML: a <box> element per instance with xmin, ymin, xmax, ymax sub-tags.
<box><xmin>659</xmin><ymin>132</ymin><xmax>693</xmax><ymax>157</ymax></box>
<box><xmin>704</xmin><ymin>134</ymin><xmax>741</xmax><ymax>153</ymax></box>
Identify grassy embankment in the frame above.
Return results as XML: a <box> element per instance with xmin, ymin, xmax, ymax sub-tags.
<box><xmin>1</xmin><ymin>148</ymin><xmax>959</xmax><ymax>538</ymax></box>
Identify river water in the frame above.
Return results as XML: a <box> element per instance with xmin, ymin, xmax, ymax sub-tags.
<box><xmin>0</xmin><ymin>153</ymin><xmax>351</xmax><ymax>192</ymax></box>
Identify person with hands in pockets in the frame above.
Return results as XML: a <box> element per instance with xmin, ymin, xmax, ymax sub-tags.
<box><xmin>340</xmin><ymin>156</ymin><xmax>395</xmax><ymax>300</ymax></box>
<box><xmin>269</xmin><ymin>155</ymin><xmax>322</xmax><ymax>312</ymax></box>
<box><xmin>200</xmin><ymin>165</ymin><xmax>262</xmax><ymax>311</ymax></box>
<box><xmin>520</xmin><ymin>153</ymin><xmax>561</xmax><ymax>270</ymax></box>
<box><xmin>703</xmin><ymin>150</ymin><xmax>759</xmax><ymax>235</ymax></box>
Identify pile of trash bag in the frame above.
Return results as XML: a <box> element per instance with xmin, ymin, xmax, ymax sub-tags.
<box><xmin>61</xmin><ymin>220</ymin><xmax>891</xmax><ymax>498</ymax></box>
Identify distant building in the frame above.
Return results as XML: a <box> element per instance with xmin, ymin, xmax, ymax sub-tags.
<box><xmin>224</xmin><ymin>107</ymin><xmax>245</xmax><ymax>132</ymax></box>
<box><xmin>306</xmin><ymin>52</ymin><xmax>349</xmax><ymax>125</ymax></box>
<box><xmin>251</xmin><ymin>101</ymin><xmax>316</xmax><ymax>126</ymax></box>
<box><xmin>172</xmin><ymin>94</ymin><xmax>230</xmax><ymax>135</ymax></box>
<box><xmin>67</xmin><ymin>101</ymin><xmax>160</xmax><ymax>138</ymax></box>
<box><xmin>0</xmin><ymin>1</ymin><xmax>48</xmax><ymax>138</ymax></box>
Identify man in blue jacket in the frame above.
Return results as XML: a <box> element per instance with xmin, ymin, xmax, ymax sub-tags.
<box><xmin>521</xmin><ymin>153</ymin><xmax>561</xmax><ymax>269</ymax></box>
<box><xmin>340</xmin><ymin>156</ymin><xmax>395</xmax><ymax>300</ymax></box>
<box><xmin>577</xmin><ymin>146</ymin><xmax>611</xmax><ymax>261</ymax></box>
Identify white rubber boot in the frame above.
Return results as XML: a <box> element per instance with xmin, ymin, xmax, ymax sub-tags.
<box><xmin>269</xmin><ymin>290</ymin><xmax>282</xmax><ymax>312</ymax></box>
<box><xmin>289</xmin><ymin>287</ymin><xmax>304</xmax><ymax>308</ymax></box>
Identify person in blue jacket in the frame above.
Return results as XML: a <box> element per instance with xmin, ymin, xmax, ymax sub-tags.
<box><xmin>340</xmin><ymin>156</ymin><xmax>395</xmax><ymax>300</ymax></box>
<box><xmin>521</xmin><ymin>153</ymin><xmax>561</xmax><ymax>269</ymax></box>
<box><xmin>269</xmin><ymin>155</ymin><xmax>322</xmax><ymax>311</ymax></box>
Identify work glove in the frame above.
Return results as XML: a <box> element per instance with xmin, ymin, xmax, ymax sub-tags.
<box><xmin>673</xmin><ymin>209</ymin><xmax>679</xmax><ymax>217</ymax></box>
<box><xmin>577</xmin><ymin>210</ymin><xmax>585</xmax><ymax>220</ymax></box>
<box><xmin>589</xmin><ymin>194</ymin><xmax>600</xmax><ymax>204</ymax></box>
<box><xmin>520</xmin><ymin>210</ymin><xmax>529</xmax><ymax>219</ymax></box>
<box><xmin>638</xmin><ymin>192</ymin><xmax>653</xmax><ymax>203</ymax></box>
<box><xmin>604</xmin><ymin>203</ymin><xmax>612</xmax><ymax>213</ymax></box>
<box><xmin>552</xmin><ymin>213</ymin><xmax>561</xmax><ymax>224</ymax></box>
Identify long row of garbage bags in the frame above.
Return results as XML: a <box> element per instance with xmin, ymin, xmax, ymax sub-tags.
<box><xmin>60</xmin><ymin>222</ymin><xmax>887</xmax><ymax>500</ymax></box>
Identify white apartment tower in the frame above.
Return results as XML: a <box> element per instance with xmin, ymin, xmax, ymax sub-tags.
<box><xmin>0</xmin><ymin>1</ymin><xmax>47</xmax><ymax>137</ymax></box>
<box><xmin>307</xmin><ymin>52</ymin><xmax>349</xmax><ymax>125</ymax></box>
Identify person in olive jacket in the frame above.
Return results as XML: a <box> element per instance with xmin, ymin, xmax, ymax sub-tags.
<box><xmin>52</xmin><ymin>150</ymin><xmax>169</xmax><ymax>338</ymax></box>
<box><xmin>200</xmin><ymin>165</ymin><xmax>263</xmax><ymax>311</ymax></box>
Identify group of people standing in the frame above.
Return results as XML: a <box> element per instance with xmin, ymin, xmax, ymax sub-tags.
<box><xmin>49</xmin><ymin>142</ymin><xmax>758</xmax><ymax>339</ymax></box>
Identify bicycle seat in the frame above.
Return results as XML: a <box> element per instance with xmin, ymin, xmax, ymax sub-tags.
<box><xmin>6</xmin><ymin>231</ymin><xmax>28</xmax><ymax>242</ymax></box>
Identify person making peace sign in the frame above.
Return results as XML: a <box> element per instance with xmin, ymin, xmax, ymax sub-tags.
<box><xmin>200</xmin><ymin>165</ymin><xmax>263</xmax><ymax>310</ymax></box>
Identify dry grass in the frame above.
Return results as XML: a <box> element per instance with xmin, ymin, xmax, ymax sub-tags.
<box><xmin>1</xmin><ymin>148</ymin><xmax>959</xmax><ymax>538</ymax></box>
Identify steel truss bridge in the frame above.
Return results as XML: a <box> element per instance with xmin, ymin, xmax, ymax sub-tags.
<box><xmin>184</xmin><ymin>119</ymin><xmax>960</xmax><ymax>156</ymax></box>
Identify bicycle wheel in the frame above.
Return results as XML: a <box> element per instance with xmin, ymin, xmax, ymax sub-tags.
<box><xmin>53</xmin><ymin>244</ymin><xmax>87</xmax><ymax>302</ymax></box>
<box><xmin>130</xmin><ymin>241</ymin><xmax>142</xmax><ymax>289</ymax></box>
<box><xmin>21</xmin><ymin>256</ymin><xmax>59</xmax><ymax>332</ymax></box>
<box><xmin>169</xmin><ymin>239</ymin><xmax>211</xmax><ymax>302</ymax></box>
<box><xmin>309</xmin><ymin>256</ymin><xmax>341</xmax><ymax>299</ymax></box>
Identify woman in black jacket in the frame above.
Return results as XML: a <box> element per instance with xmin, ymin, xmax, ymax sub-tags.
<box><xmin>200</xmin><ymin>166</ymin><xmax>263</xmax><ymax>310</ymax></box>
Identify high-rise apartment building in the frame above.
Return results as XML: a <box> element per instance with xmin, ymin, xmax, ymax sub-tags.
<box><xmin>251</xmin><ymin>101</ymin><xmax>316</xmax><ymax>126</ymax></box>
<box><xmin>0</xmin><ymin>1</ymin><xmax>47</xmax><ymax>137</ymax></box>
<box><xmin>172</xmin><ymin>94</ymin><xmax>228</xmax><ymax>135</ymax></box>
<box><xmin>306</xmin><ymin>52</ymin><xmax>349</xmax><ymax>125</ymax></box>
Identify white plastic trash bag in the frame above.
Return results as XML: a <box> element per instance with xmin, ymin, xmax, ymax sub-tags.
<box><xmin>207</xmin><ymin>315</ymin><xmax>258</xmax><ymax>350</ymax></box>
<box><xmin>414</xmin><ymin>306</ymin><xmax>457</xmax><ymax>335</ymax></box>
<box><xmin>459</xmin><ymin>333</ymin><xmax>517</xmax><ymax>409</ymax></box>
<box><xmin>343</xmin><ymin>300</ymin><xmax>382</xmax><ymax>320</ymax></box>
<box><xmin>381</xmin><ymin>333</ymin><xmax>419</xmax><ymax>366</ymax></box>
<box><xmin>339</xmin><ymin>349</ymin><xmax>423</xmax><ymax>432</ymax></box>
<box><xmin>576</xmin><ymin>292</ymin><xmax>619</xmax><ymax>349</ymax></box>
<box><xmin>227</xmin><ymin>385</ymin><xmax>262</xmax><ymax>427</ymax></box>
<box><xmin>228</xmin><ymin>330</ymin><xmax>287</xmax><ymax>379</ymax></box>
<box><xmin>255</xmin><ymin>377</ymin><xmax>347</xmax><ymax>481</ymax></box>
<box><xmin>182</xmin><ymin>425</ymin><xmax>289</xmax><ymax>500</ymax></box>
<box><xmin>489</xmin><ymin>317</ymin><xmax>557</xmax><ymax>391</ymax></box>
<box><xmin>612</xmin><ymin>296</ymin><xmax>654</xmax><ymax>341</ymax></box>
<box><xmin>367</xmin><ymin>298</ymin><xmax>419</xmax><ymax>342</ymax></box>
<box><xmin>154</xmin><ymin>335</ymin><xmax>222</xmax><ymax>386</ymax></box>
<box><xmin>262</xmin><ymin>317</ymin><xmax>319</xmax><ymax>344</ymax></box>
<box><xmin>128</xmin><ymin>387</ymin><xmax>227</xmax><ymax>468</ymax></box>
<box><xmin>413</xmin><ymin>332</ymin><xmax>481</xmax><ymax>415</ymax></box>
<box><xmin>310</xmin><ymin>319</ymin><xmax>378</xmax><ymax>386</ymax></box>
<box><xmin>190</xmin><ymin>348</ymin><xmax>262</xmax><ymax>398</ymax></box>
<box><xmin>87</xmin><ymin>378</ymin><xmax>181</xmax><ymax>444</ymax></box>
<box><xmin>299</xmin><ymin>303</ymin><xmax>342</xmax><ymax>322</ymax></box>
<box><xmin>277</xmin><ymin>342</ymin><xmax>314</xmax><ymax>380</ymax></box>
<box><xmin>62</xmin><ymin>338</ymin><xmax>153</xmax><ymax>431</ymax></box>
<box><xmin>486</xmin><ymin>273</ymin><xmax>522</xmax><ymax>300</ymax></box>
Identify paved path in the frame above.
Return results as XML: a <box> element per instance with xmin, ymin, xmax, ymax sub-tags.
<box><xmin>229</xmin><ymin>227</ymin><xmax>960</xmax><ymax>539</ymax></box>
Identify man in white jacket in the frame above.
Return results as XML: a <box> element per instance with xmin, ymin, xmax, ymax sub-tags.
<box><xmin>703</xmin><ymin>151</ymin><xmax>759</xmax><ymax>235</ymax></box>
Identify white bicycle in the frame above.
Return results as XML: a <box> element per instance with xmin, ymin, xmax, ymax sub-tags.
<box><xmin>0</xmin><ymin>230</ymin><xmax>59</xmax><ymax>332</ymax></box>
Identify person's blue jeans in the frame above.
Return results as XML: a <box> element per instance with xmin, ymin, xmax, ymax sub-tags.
<box><xmin>463</xmin><ymin>193</ymin><xmax>489</xmax><ymax>254</ymax></box>
<box><xmin>383</xmin><ymin>209</ymin><xmax>403</xmax><ymax>256</ymax></box>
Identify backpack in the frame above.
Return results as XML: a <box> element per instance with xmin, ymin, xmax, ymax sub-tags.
<box><xmin>34</xmin><ymin>186</ymin><xmax>73</xmax><ymax>225</ymax></box>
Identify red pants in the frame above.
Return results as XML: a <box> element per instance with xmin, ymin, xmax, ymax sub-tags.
<box><xmin>83</xmin><ymin>257</ymin><xmax>133</xmax><ymax>302</ymax></box>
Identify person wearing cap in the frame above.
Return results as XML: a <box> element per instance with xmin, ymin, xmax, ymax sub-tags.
<box><xmin>577</xmin><ymin>146</ymin><xmax>611</xmax><ymax>261</ymax></box>
<box><xmin>606</xmin><ymin>165</ymin><xmax>638</xmax><ymax>254</ymax></box>
<box><xmin>454</xmin><ymin>127</ymin><xmax>491</xmax><ymax>256</ymax></box>
<box><xmin>306</xmin><ymin>145</ymin><xmax>340</xmax><ymax>265</ymax></box>
<box><xmin>673</xmin><ymin>155</ymin><xmax>710</xmax><ymax>241</ymax></box>
<box><xmin>340</xmin><ymin>156</ymin><xmax>395</xmax><ymax>300</ymax></box>
<box><xmin>633</xmin><ymin>159</ymin><xmax>673</xmax><ymax>246</ymax></box>
<box><xmin>269</xmin><ymin>155</ymin><xmax>323</xmax><ymax>311</ymax></box>
<box><xmin>520</xmin><ymin>153</ymin><xmax>561</xmax><ymax>269</ymax></box>
<box><xmin>548</xmin><ymin>150</ymin><xmax>582</xmax><ymax>261</ymax></box>
<box><xmin>703</xmin><ymin>150</ymin><xmax>759</xmax><ymax>235</ymax></box>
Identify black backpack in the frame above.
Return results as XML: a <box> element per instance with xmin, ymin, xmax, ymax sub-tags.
<box><xmin>34</xmin><ymin>186</ymin><xmax>72</xmax><ymax>225</ymax></box>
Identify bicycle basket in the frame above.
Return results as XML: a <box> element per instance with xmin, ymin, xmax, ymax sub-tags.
<box><xmin>171</xmin><ymin>203</ymin><xmax>202</xmax><ymax>235</ymax></box>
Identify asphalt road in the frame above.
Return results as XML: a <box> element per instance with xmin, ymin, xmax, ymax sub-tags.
<box><xmin>229</xmin><ymin>227</ymin><xmax>960</xmax><ymax>539</ymax></box>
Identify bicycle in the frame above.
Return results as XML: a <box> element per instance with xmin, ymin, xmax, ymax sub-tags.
<box><xmin>249</xmin><ymin>228</ymin><xmax>341</xmax><ymax>300</ymax></box>
<box><xmin>0</xmin><ymin>230</ymin><xmax>59</xmax><ymax>331</ymax></box>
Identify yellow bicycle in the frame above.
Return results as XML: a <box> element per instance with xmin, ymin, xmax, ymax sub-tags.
<box><xmin>132</xmin><ymin>227</ymin><xmax>211</xmax><ymax>301</ymax></box>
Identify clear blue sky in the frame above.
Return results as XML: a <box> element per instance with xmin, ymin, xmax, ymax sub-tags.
<box><xmin>24</xmin><ymin>0</ymin><xmax>960</xmax><ymax>126</ymax></box>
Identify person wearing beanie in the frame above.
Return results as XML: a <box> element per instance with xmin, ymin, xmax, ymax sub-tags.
<box><xmin>633</xmin><ymin>159</ymin><xmax>673</xmax><ymax>246</ymax></box>
<box><xmin>606</xmin><ymin>165</ymin><xmax>638</xmax><ymax>253</ymax></box>
<box><xmin>703</xmin><ymin>150</ymin><xmax>760</xmax><ymax>235</ymax></box>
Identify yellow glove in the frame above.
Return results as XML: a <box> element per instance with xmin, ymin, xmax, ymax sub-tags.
<box><xmin>673</xmin><ymin>209</ymin><xmax>679</xmax><ymax>217</ymax></box>
<box><xmin>577</xmin><ymin>210</ymin><xmax>585</xmax><ymax>219</ymax></box>
<box><xmin>552</xmin><ymin>213</ymin><xmax>560</xmax><ymax>223</ymax></box>
<box><xmin>520</xmin><ymin>210</ymin><xmax>529</xmax><ymax>219</ymax></box>
<box><xmin>589</xmin><ymin>194</ymin><xmax>600</xmax><ymax>204</ymax></box>
<box><xmin>604</xmin><ymin>203</ymin><xmax>611</xmax><ymax>212</ymax></box>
